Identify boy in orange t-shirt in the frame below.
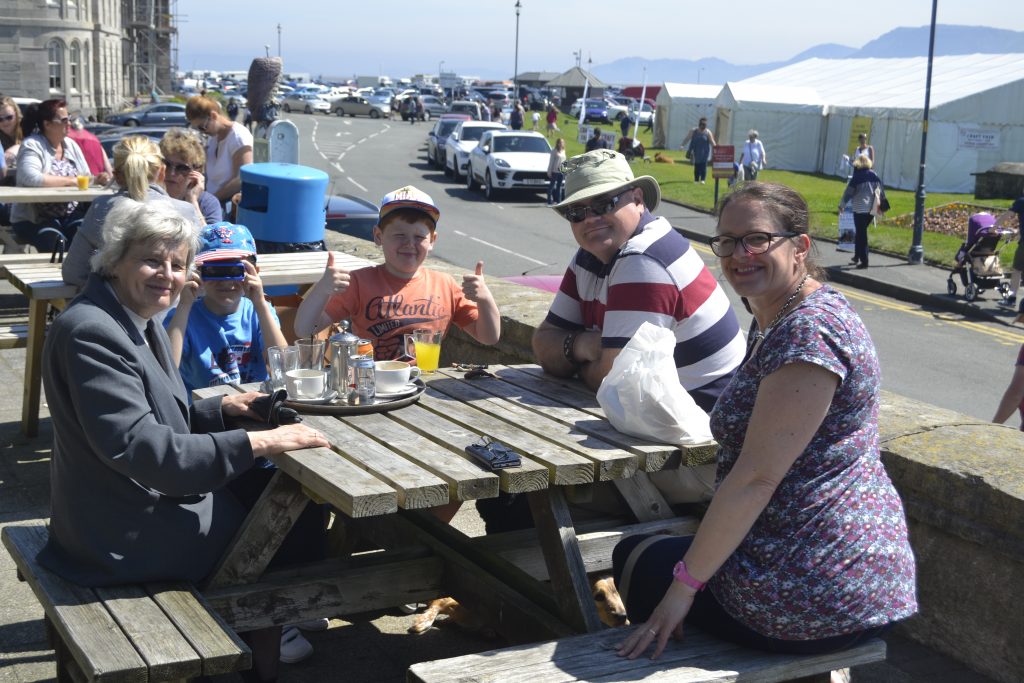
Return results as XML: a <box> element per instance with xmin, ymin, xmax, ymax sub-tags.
<box><xmin>294</xmin><ymin>185</ymin><xmax>500</xmax><ymax>360</ymax></box>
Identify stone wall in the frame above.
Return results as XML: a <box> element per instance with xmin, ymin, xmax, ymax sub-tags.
<box><xmin>325</xmin><ymin>231</ymin><xmax>1024</xmax><ymax>683</ymax></box>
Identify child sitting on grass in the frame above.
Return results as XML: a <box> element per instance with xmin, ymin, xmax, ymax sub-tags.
<box><xmin>165</xmin><ymin>222</ymin><xmax>286</xmax><ymax>395</ymax></box>
<box><xmin>294</xmin><ymin>185</ymin><xmax>500</xmax><ymax>360</ymax></box>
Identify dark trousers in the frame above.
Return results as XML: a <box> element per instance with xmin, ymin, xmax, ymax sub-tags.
<box><xmin>13</xmin><ymin>203</ymin><xmax>89</xmax><ymax>253</ymax></box>
<box><xmin>547</xmin><ymin>172</ymin><xmax>564</xmax><ymax>204</ymax></box>
<box><xmin>612</xmin><ymin>533</ymin><xmax>890</xmax><ymax>655</ymax></box>
<box><xmin>694</xmin><ymin>161</ymin><xmax>708</xmax><ymax>182</ymax></box>
<box><xmin>853</xmin><ymin>212</ymin><xmax>873</xmax><ymax>265</ymax></box>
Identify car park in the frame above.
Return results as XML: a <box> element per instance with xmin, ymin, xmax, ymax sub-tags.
<box><xmin>281</xmin><ymin>92</ymin><xmax>331</xmax><ymax>114</ymax></box>
<box><xmin>331</xmin><ymin>95</ymin><xmax>389</xmax><ymax>119</ymax></box>
<box><xmin>444</xmin><ymin>120</ymin><xmax>506</xmax><ymax>181</ymax></box>
<box><xmin>325</xmin><ymin>194</ymin><xmax>380</xmax><ymax>241</ymax></box>
<box><xmin>419</xmin><ymin>95</ymin><xmax>448</xmax><ymax>120</ymax></box>
<box><xmin>466</xmin><ymin>130</ymin><xmax>552</xmax><ymax>200</ymax></box>
<box><xmin>105</xmin><ymin>102</ymin><xmax>187</xmax><ymax>127</ymax></box>
<box><xmin>604</xmin><ymin>98</ymin><xmax>630</xmax><ymax>121</ymax></box>
<box><xmin>628</xmin><ymin>101</ymin><xmax>655</xmax><ymax>125</ymax></box>
<box><xmin>448</xmin><ymin>101</ymin><xmax>484</xmax><ymax>120</ymax></box>
<box><xmin>426</xmin><ymin>114</ymin><xmax>471</xmax><ymax>169</ymax></box>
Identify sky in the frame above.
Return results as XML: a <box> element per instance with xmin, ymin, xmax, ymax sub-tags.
<box><xmin>175</xmin><ymin>0</ymin><xmax>1024</xmax><ymax>80</ymax></box>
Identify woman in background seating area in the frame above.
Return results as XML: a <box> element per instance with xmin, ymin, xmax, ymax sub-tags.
<box><xmin>160</xmin><ymin>127</ymin><xmax>223</xmax><ymax>225</ymax></box>
<box><xmin>185</xmin><ymin>95</ymin><xmax>253</xmax><ymax>206</ymax></box>
<box><xmin>12</xmin><ymin>99</ymin><xmax>111</xmax><ymax>251</ymax></box>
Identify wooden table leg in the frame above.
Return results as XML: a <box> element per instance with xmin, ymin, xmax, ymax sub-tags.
<box><xmin>203</xmin><ymin>470</ymin><xmax>310</xmax><ymax>590</ymax></box>
<box><xmin>526</xmin><ymin>488</ymin><xmax>604</xmax><ymax>633</ymax></box>
<box><xmin>613</xmin><ymin>473</ymin><xmax>676</xmax><ymax>522</ymax></box>
<box><xmin>21</xmin><ymin>299</ymin><xmax>47</xmax><ymax>437</ymax></box>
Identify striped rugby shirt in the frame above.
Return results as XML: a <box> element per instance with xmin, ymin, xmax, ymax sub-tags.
<box><xmin>545</xmin><ymin>212</ymin><xmax>745</xmax><ymax>412</ymax></box>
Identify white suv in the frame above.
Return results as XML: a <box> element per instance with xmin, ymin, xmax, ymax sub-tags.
<box><xmin>466</xmin><ymin>131</ymin><xmax>552</xmax><ymax>200</ymax></box>
<box><xmin>444</xmin><ymin>120</ymin><xmax>506</xmax><ymax>181</ymax></box>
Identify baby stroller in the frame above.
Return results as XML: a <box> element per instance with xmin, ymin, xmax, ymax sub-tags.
<box><xmin>946</xmin><ymin>213</ymin><xmax>1015</xmax><ymax>302</ymax></box>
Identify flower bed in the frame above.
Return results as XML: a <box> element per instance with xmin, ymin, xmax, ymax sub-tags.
<box><xmin>888</xmin><ymin>202</ymin><xmax>1018</xmax><ymax>237</ymax></box>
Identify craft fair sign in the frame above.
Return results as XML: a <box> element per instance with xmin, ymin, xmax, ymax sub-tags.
<box><xmin>957</xmin><ymin>126</ymin><xmax>1000</xmax><ymax>151</ymax></box>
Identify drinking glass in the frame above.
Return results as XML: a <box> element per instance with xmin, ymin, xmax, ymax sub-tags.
<box><xmin>267</xmin><ymin>345</ymin><xmax>299</xmax><ymax>390</ymax></box>
<box><xmin>408</xmin><ymin>328</ymin><xmax>442</xmax><ymax>373</ymax></box>
<box><xmin>295</xmin><ymin>338</ymin><xmax>326</xmax><ymax>370</ymax></box>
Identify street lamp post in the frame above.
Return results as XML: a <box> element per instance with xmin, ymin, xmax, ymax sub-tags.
<box><xmin>908</xmin><ymin>0</ymin><xmax>938</xmax><ymax>265</ymax></box>
<box><xmin>264</xmin><ymin>45</ymin><xmax>270</xmax><ymax>58</ymax></box>
<box><xmin>513</xmin><ymin>1</ymin><xmax>521</xmax><ymax>104</ymax></box>
<box><xmin>277</xmin><ymin>23</ymin><xmax>282</xmax><ymax>58</ymax></box>
<box><xmin>697</xmin><ymin>67</ymin><xmax>705</xmax><ymax>84</ymax></box>
<box><xmin>439</xmin><ymin>60</ymin><xmax>445</xmax><ymax>96</ymax></box>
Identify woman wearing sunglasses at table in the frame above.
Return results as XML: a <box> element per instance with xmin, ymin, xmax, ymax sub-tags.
<box><xmin>185</xmin><ymin>95</ymin><xmax>253</xmax><ymax>206</ymax></box>
<box><xmin>0</xmin><ymin>94</ymin><xmax>23</xmax><ymax>174</ymax></box>
<box><xmin>11</xmin><ymin>99</ymin><xmax>112</xmax><ymax>252</ymax></box>
<box><xmin>614</xmin><ymin>183</ymin><xmax>917</xmax><ymax>672</ymax></box>
<box><xmin>62</xmin><ymin>135</ymin><xmax>200</xmax><ymax>287</ymax></box>
<box><xmin>160</xmin><ymin>127</ymin><xmax>223</xmax><ymax>225</ymax></box>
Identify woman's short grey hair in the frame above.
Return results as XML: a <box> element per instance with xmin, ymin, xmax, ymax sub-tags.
<box><xmin>91</xmin><ymin>199</ymin><xmax>199</xmax><ymax>276</ymax></box>
<box><xmin>748</xmin><ymin>129</ymin><xmax>758</xmax><ymax>138</ymax></box>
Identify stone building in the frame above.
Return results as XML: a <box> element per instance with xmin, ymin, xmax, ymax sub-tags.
<box><xmin>0</xmin><ymin>0</ymin><xmax>175</xmax><ymax>118</ymax></box>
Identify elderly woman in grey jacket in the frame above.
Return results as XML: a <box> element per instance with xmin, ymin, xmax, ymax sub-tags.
<box><xmin>12</xmin><ymin>99</ymin><xmax>112</xmax><ymax>251</ymax></box>
<box><xmin>839</xmin><ymin>154</ymin><xmax>887</xmax><ymax>269</ymax></box>
<box><xmin>39</xmin><ymin>199</ymin><xmax>327</xmax><ymax>681</ymax></box>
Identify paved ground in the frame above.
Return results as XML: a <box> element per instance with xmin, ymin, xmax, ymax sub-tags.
<box><xmin>0</xmin><ymin>207</ymin><xmax>1006</xmax><ymax>682</ymax></box>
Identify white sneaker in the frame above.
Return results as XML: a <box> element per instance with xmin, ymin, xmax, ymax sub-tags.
<box><xmin>295</xmin><ymin>617</ymin><xmax>330</xmax><ymax>631</ymax></box>
<box><xmin>279</xmin><ymin>625</ymin><xmax>314</xmax><ymax>664</ymax></box>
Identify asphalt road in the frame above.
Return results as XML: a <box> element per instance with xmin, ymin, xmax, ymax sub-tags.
<box><xmin>285</xmin><ymin>112</ymin><xmax>1024</xmax><ymax>428</ymax></box>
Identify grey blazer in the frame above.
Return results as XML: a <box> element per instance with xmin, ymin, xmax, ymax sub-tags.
<box><xmin>38</xmin><ymin>273</ymin><xmax>255</xmax><ymax>586</ymax></box>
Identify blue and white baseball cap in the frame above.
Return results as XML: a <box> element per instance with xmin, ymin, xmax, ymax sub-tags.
<box><xmin>194</xmin><ymin>222</ymin><xmax>257</xmax><ymax>263</ymax></box>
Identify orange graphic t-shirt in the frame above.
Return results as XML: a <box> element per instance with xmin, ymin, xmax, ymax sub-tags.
<box><xmin>323</xmin><ymin>264</ymin><xmax>479</xmax><ymax>361</ymax></box>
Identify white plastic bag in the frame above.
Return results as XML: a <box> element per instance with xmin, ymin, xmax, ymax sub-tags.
<box><xmin>596</xmin><ymin>322</ymin><xmax>712</xmax><ymax>446</ymax></box>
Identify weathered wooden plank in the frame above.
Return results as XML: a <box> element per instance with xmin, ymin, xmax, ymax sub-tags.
<box><xmin>480</xmin><ymin>365</ymin><xmax>680</xmax><ymax>471</ymax></box>
<box><xmin>526</xmin><ymin>488</ymin><xmax>604</xmax><ymax>633</ymax></box>
<box><xmin>469</xmin><ymin>517</ymin><xmax>700</xmax><ymax>582</ymax></box>
<box><xmin>203</xmin><ymin>470</ymin><xmax>311</xmax><ymax>590</ymax></box>
<box><xmin>386</xmin><ymin>402</ymin><xmax>549</xmax><ymax>494</ymax></box>
<box><xmin>2</xmin><ymin>525</ymin><xmax>148</xmax><ymax>682</ymax></box>
<box><xmin>430</xmin><ymin>370</ymin><xmax>638</xmax><ymax>481</ymax></box>
<box><xmin>417</xmin><ymin>389</ymin><xmax>595</xmax><ymax>486</ymax></box>
<box><xmin>147</xmin><ymin>583</ymin><xmax>252</xmax><ymax>677</ymax></box>
<box><xmin>339</xmin><ymin>411</ymin><xmax>500</xmax><ymax>503</ymax></box>
<box><xmin>407</xmin><ymin>628</ymin><xmax>887</xmax><ymax>683</ymax></box>
<box><xmin>304</xmin><ymin>414</ymin><xmax>449</xmax><ymax>510</ymax></box>
<box><xmin>94</xmin><ymin>583</ymin><xmax>203</xmax><ymax>681</ymax></box>
<box><xmin>614</xmin><ymin>473</ymin><xmax>677</xmax><ymax>522</ymax></box>
<box><xmin>204</xmin><ymin>554</ymin><xmax>444</xmax><ymax>632</ymax></box>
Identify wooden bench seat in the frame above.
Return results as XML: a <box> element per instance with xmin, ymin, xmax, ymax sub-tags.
<box><xmin>407</xmin><ymin>628</ymin><xmax>887</xmax><ymax>683</ymax></box>
<box><xmin>407</xmin><ymin>626</ymin><xmax>888</xmax><ymax>683</ymax></box>
<box><xmin>2</xmin><ymin>524</ymin><xmax>251</xmax><ymax>682</ymax></box>
<box><xmin>0</xmin><ymin>323</ymin><xmax>28</xmax><ymax>349</ymax></box>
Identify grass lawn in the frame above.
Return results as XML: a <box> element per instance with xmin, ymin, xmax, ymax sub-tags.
<box><xmin>552</xmin><ymin>115</ymin><xmax>1017</xmax><ymax>268</ymax></box>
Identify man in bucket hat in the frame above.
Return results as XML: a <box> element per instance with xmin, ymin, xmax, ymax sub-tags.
<box><xmin>533</xmin><ymin>149</ymin><xmax>745</xmax><ymax>412</ymax></box>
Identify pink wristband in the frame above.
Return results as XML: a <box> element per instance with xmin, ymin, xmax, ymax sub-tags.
<box><xmin>672</xmin><ymin>560</ymin><xmax>706</xmax><ymax>591</ymax></box>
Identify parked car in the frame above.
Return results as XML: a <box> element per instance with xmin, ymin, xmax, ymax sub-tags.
<box><xmin>426</xmin><ymin>114</ymin><xmax>471</xmax><ymax>169</ymax></box>
<box><xmin>419</xmin><ymin>95</ymin><xmax>448</xmax><ymax>120</ymax></box>
<box><xmin>105</xmin><ymin>103</ymin><xmax>188</xmax><ymax>127</ymax></box>
<box><xmin>325</xmin><ymin>194</ymin><xmax>380</xmax><ymax>241</ymax></box>
<box><xmin>628</xmin><ymin>101</ymin><xmax>655</xmax><ymax>126</ymax></box>
<box><xmin>466</xmin><ymin>131</ymin><xmax>552</xmax><ymax>200</ymax></box>
<box><xmin>443</xmin><ymin>120</ymin><xmax>506</xmax><ymax>181</ymax></box>
<box><xmin>281</xmin><ymin>92</ymin><xmax>331</xmax><ymax>114</ymax></box>
<box><xmin>448</xmin><ymin>100</ymin><xmax>484</xmax><ymax>120</ymax></box>
<box><xmin>605</xmin><ymin>98</ymin><xmax>631</xmax><ymax>121</ymax></box>
<box><xmin>96</xmin><ymin>126</ymin><xmax>180</xmax><ymax>164</ymax></box>
<box><xmin>331</xmin><ymin>95</ymin><xmax>389</xmax><ymax>119</ymax></box>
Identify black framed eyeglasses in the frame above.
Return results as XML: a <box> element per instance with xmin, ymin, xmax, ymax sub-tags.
<box><xmin>163</xmin><ymin>160</ymin><xmax>199</xmax><ymax>176</ymax></box>
<box><xmin>0</xmin><ymin>114</ymin><xmax>15</xmax><ymax>123</ymax></box>
<box><xmin>708</xmin><ymin>231</ymin><xmax>799</xmax><ymax>257</ymax></box>
<box><xmin>559</xmin><ymin>190</ymin><xmax>631</xmax><ymax>223</ymax></box>
<box><xmin>50</xmin><ymin>116</ymin><xmax>71</xmax><ymax>125</ymax></box>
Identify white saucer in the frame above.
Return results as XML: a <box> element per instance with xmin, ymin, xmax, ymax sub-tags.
<box><xmin>374</xmin><ymin>383</ymin><xmax>420</xmax><ymax>400</ymax></box>
<box><xmin>288</xmin><ymin>390</ymin><xmax>339</xmax><ymax>405</ymax></box>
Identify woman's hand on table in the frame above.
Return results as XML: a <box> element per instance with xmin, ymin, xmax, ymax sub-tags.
<box><xmin>95</xmin><ymin>171</ymin><xmax>112</xmax><ymax>186</ymax></box>
<box><xmin>249</xmin><ymin>423</ymin><xmax>329</xmax><ymax>458</ymax></box>
<box><xmin>220</xmin><ymin>391</ymin><xmax>267</xmax><ymax>419</ymax></box>
<box><xmin>616</xmin><ymin>581</ymin><xmax>696</xmax><ymax>660</ymax></box>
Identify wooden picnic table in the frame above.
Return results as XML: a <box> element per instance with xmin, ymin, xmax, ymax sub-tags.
<box><xmin>194</xmin><ymin>365</ymin><xmax>717</xmax><ymax>639</ymax></box>
<box><xmin>0</xmin><ymin>184</ymin><xmax>117</xmax><ymax>204</ymax></box>
<box><xmin>1</xmin><ymin>250</ymin><xmax>367</xmax><ymax>436</ymax></box>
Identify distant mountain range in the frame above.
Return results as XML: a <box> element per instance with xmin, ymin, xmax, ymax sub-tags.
<box><xmin>591</xmin><ymin>25</ymin><xmax>1024</xmax><ymax>86</ymax></box>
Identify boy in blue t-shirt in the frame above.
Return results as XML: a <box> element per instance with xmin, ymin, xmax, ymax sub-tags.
<box><xmin>165</xmin><ymin>222</ymin><xmax>286</xmax><ymax>397</ymax></box>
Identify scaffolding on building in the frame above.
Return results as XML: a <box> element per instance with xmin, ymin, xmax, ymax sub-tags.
<box><xmin>123</xmin><ymin>0</ymin><xmax>176</xmax><ymax>99</ymax></box>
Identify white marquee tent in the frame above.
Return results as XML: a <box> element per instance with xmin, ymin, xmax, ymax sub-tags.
<box><xmin>728</xmin><ymin>54</ymin><xmax>1024</xmax><ymax>192</ymax></box>
<box><xmin>653</xmin><ymin>83</ymin><xmax>719</xmax><ymax>149</ymax></box>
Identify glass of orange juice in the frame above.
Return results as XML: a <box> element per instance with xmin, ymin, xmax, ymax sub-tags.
<box><xmin>409</xmin><ymin>328</ymin><xmax>442</xmax><ymax>373</ymax></box>
<box><xmin>75</xmin><ymin>175</ymin><xmax>90</xmax><ymax>191</ymax></box>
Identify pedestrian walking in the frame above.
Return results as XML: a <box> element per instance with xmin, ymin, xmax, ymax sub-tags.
<box><xmin>740</xmin><ymin>130</ymin><xmax>767</xmax><ymax>181</ymax></box>
<box><xmin>681</xmin><ymin>117</ymin><xmax>716</xmax><ymax>184</ymax></box>
<box><xmin>839</xmin><ymin>154</ymin><xmax>887</xmax><ymax>269</ymax></box>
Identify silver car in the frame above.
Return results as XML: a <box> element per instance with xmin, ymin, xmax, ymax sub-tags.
<box><xmin>332</xmin><ymin>95</ymin><xmax>389</xmax><ymax>119</ymax></box>
<box><xmin>281</xmin><ymin>92</ymin><xmax>331</xmax><ymax>114</ymax></box>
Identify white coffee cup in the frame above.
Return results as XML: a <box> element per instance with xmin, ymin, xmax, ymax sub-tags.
<box><xmin>374</xmin><ymin>360</ymin><xmax>421</xmax><ymax>393</ymax></box>
<box><xmin>285</xmin><ymin>368</ymin><xmax>329</xmax><ymax>399</ymax></box>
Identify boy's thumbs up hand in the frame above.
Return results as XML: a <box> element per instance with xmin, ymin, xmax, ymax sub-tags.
<box><xmin>462</xmin><ymin>261</ymin><xmax>491</xmax><ymax>303</ymax></box>
<box><xmin>318</xmin><ymin>250</ymin><xmax>351</xmax><ymax>294</ymax></box>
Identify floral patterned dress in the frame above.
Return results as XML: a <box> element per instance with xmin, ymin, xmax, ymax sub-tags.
<box><xmin>707</xmin><ymin>285</ymin><xmax>917</xmax><ymax>640</ymax></box>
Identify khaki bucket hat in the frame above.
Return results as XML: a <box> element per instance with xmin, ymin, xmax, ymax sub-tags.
<box><xmin>552</xmin><ymin>149</ymin><xmax>660</xmax><ymax>214</ymax></box>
